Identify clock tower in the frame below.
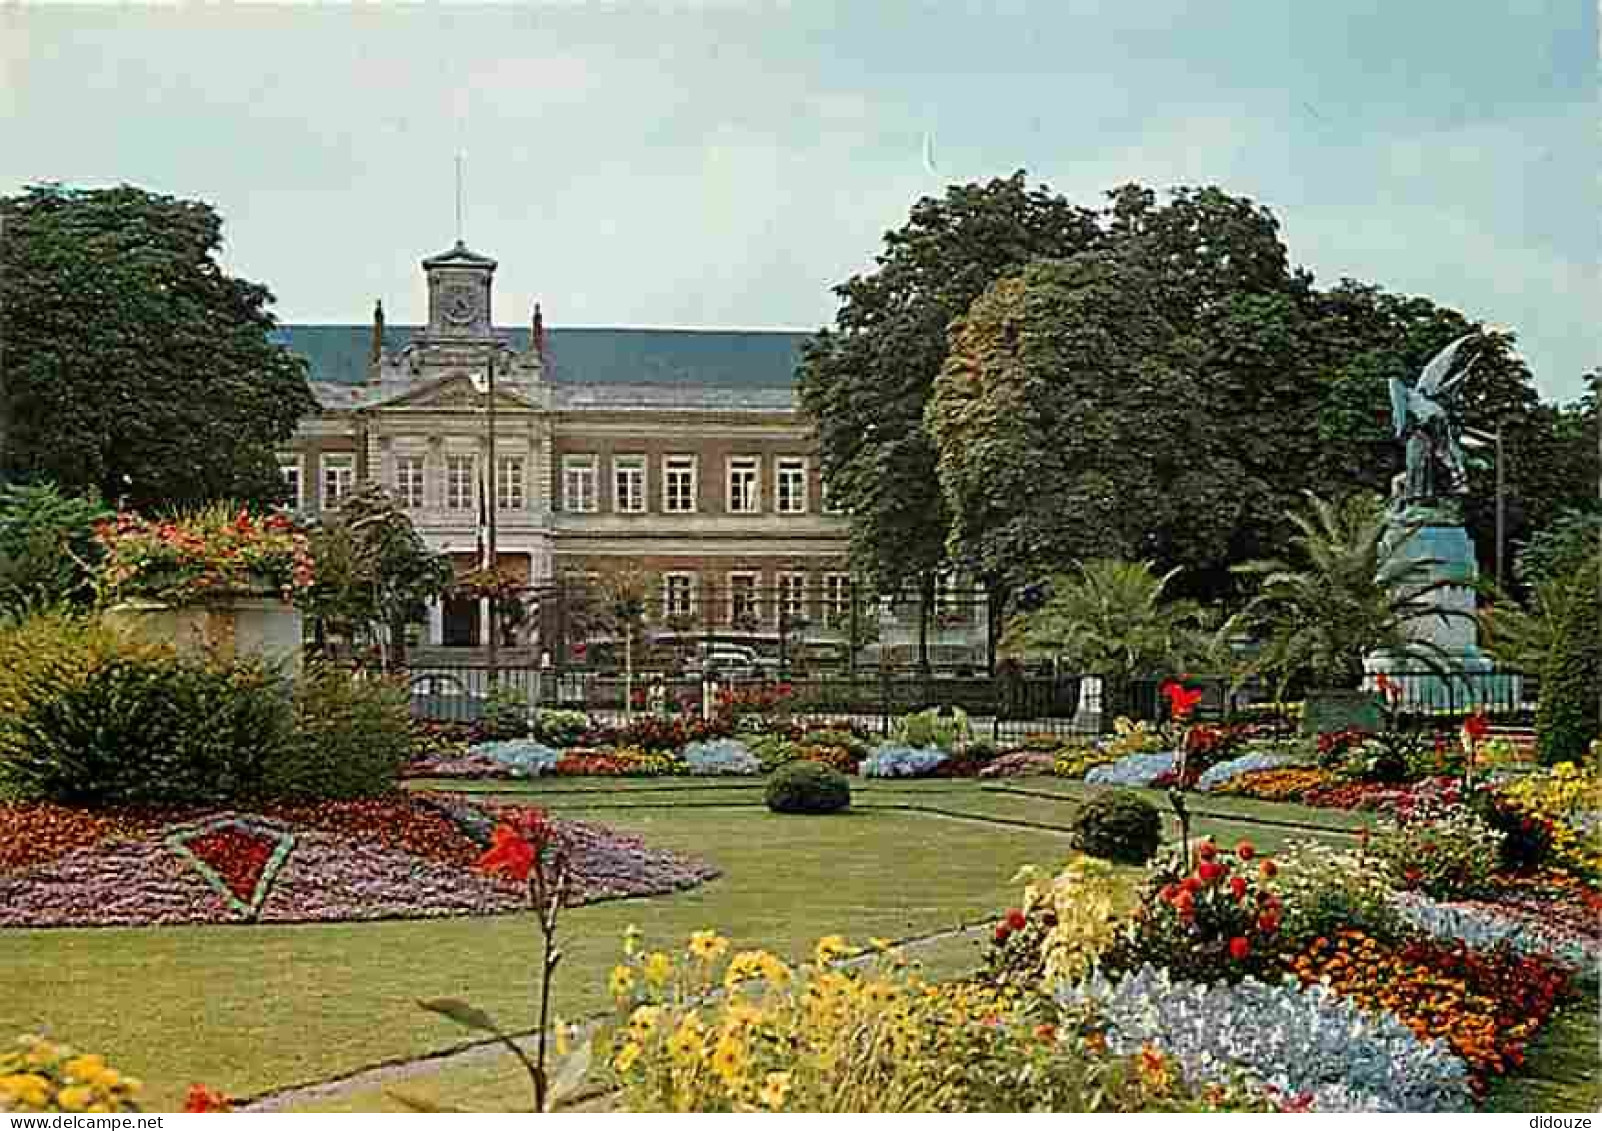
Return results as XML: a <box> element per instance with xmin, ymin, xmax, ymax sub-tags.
<box><xmin>422</xmin><ymin>240</ymin><xmax>497</xmax><ymax>338</ymax></box>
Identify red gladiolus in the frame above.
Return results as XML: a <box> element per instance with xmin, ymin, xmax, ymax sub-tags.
<box><xmin>1173</xmin><ymin>890</ymin><xmax>1196</xmax><ymax>918</ymax></box>
<box><xmin>1235</xmin><ymin>840</ymin><xmax>1256</xmax><ymax>861</ymax></box>
<box><xmin>1161</xmin><ymin>680</ymin><xmax>1204</xmax><ymax>720</ymax></box>
<box><xmin>476</xmin><ymin>823</ymin><xmax>539</xmax><ymax>882</ymax></box>
<box><xmin>1461</xmin><ymin>711</ymin><xmax>1489</xmax><ymax>743</ymax></box>
<box><xmin>1005</xmin><ymin>908</ymin><xmax>1027</xmax><ymax>931</ymax></box>
<box><xmin>1230</xmin><ymin>876</ymin><xmax>1248</xmax><ymax>901</ymax></box>
<box><xmin>1257</xmin><ymin>911</ymin><xmax>1281</xmax><ymax>934</ymax></box>
<box><xmin>994</xmin><ymin>924</ymin><xmax>1011</xmax><ymax>944</ymax></box>
<box><xmin>1197</xmin><ymin>860</ymin><xmax>1224</xmax><ymax>884</ymax></box>
<box><xmin>1180</xmin><ymin>876</ymin><xmax>1202</xmax><ymax>894</ymax></box>
<box><xmin>1196</xmin><ymin>840</ymin><xmax>1217</xmax><ymax>862</ymax></box>
<box><xmin>1160</xmin><ymin>883</ymin><xmax>1180</xmax><ymax>903</ymax></box>
<box><xmin>1259</xmin><ymin>859</ymin><xmax>1277</xmax><ymax>880</ymax></box>
<box><xmin>1228</xmin><ymin>936</ymin><xmax>1251</xmax><ymax>961</ymax></box>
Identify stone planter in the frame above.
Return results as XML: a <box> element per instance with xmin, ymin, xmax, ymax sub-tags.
<box><xmin>104</xmin><ymin>596</ymin><xmax>303</xmax><ymax>677</ymax></box>
<box><xmin>1300</xmin><ymin>688</ymin><xmax>1384</xmax><ymax>737</ymax></box>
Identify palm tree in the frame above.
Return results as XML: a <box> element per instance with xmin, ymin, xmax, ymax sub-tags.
<box><xmin>1232</xmin><ymin>492</ymin><xmax>1463</xmax><ymax>691</ymax></box>
<box><xmin>1001</xmin><ymin>559</ymin><xmax>1204</xmax><ymax>686</ymax></box>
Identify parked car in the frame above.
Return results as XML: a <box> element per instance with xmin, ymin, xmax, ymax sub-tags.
<box><xmin>409</xmin><ymin>672</ymin><xmax>487</xmax><ymax>722</ymax></box>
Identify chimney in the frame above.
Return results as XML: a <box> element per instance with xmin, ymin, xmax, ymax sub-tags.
<box><xmin>369</xmin><ymin>299</ymin><xmax>386</xmax><ymax>376</ymax></box>
<box><xmin>532</xmin><ymin>301</ymin><xmax>546</xmax><ymax>362</ymax></box>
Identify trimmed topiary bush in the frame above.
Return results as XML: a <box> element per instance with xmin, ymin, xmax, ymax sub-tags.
<box><xmin>765</xmin><ymin>760</ymin><xmax>850</xmax><ymax>814</ymax></box>
<box><xmin>1071</xmin><ymin>790</ymin><xmax>1162</xmax><ymax>864</ymax></box>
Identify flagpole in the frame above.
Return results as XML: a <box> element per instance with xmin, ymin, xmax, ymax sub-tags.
<box><xmin>486</xmin><ymin>347</ymin><xmax>499</xmax><ymax>687</ymax></box>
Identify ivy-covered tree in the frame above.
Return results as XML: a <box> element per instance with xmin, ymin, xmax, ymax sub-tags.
<box><xmin>0</xmin><ymin>184</ymin><xmax>317</xmax><ymax>510</ymax></box>
<box><xmin>796</xmin><ymin>172</ymin><xmax>1101</xmax><ymax>663</ymax></box>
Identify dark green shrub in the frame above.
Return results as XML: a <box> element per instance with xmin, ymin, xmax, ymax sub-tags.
<box><xmin>1071</xmin><ymin>791</ymin><xmax>1161</xmax><ymax>864</ymax></box>
<box><xmin>0</xmin><ymin>614</ymin><xmax>295</xmax><ymax>804</ymax></box>
<box><xmin>765</xmin><ymin>760</ymin><xmax>851</xmax><ymax>814</ymax></box>
<box><xmin>1536</xmin><ymin>559</ymin><xmax>1600</xmax><ymax>766</ymax></box>
<box><xmin>480</xmin><ymin>684</ymin><xmax>533</xmax><ymax>740</ymax></box>
<box><xmin>269</xmin><ymin>663</ymin><xmax>412</xmax><ymax>798</ymax></box>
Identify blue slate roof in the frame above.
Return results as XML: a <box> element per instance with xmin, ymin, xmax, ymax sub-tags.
<box><xmin>270</xmin><ymin>325</ymin><xmax>813</xmax><ymax>390</ymax></box>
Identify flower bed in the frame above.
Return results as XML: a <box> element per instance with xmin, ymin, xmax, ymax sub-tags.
<box><xmin>980</xmin><ymin>749</ymin><xmax>1057</xmax><ymax>778</ymax></box>
<box><xmin>1193</xmin><ymin>751</ymin><xmax>1290</xmax><ymax>793</ymax></box>
<box><xmin>1085</xmin><ymin>751</ymin><xmax>1175</xmax><ymax>788</ymax></box>
<box><xmin>860</xmin><ymin>744</ymin><xmax>948</xmax><ymax>778</ymax></box>
<box><xmin>1303</xmin><ymin>775</ymin><xmax>1461</xmax><ymax>814</ymax></box>
<box><xmin>0</xmin><ymin>795</ymin><xmax>717</xmax><ymax>927</ymax></box>
<box><xmin>1214</xmin><ymin>767</ymin><xmax>1333</xmax><ymax>802</ymax></box>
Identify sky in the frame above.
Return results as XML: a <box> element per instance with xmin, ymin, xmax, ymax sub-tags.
<box><xmin>3</xmin><ymin>1</ymin><xmax>1597</xmax><ymax>404</ymax></box>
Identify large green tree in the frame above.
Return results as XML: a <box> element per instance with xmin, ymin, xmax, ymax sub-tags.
<box><xmin>796</xmin><ymin>172</ymin><xmax>1101</xmax><ymax>619</ymax></box>
<box><xmin>0</xmin><ymin>184</ymin><xmax>316</xmax><ymax>509</ymax></box>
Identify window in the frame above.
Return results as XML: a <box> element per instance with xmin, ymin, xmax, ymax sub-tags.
<box><xmin>776</xmin><ymin>458</ymin><xmax>807</xmax><ymax>514</ymax></box>
<box><xmin>498</xmin><ymin>456</ymin><xmax>526</xmax><ymax>511</ymax></box>
<box><xmin>778</xmin><ymin>572</ymin><xmax>807</xmax><ymax>624</ymax></box>
<box><xmin>663</xmin><ymin>455</ymin><xmax>697</xmax><ymax>513</ymax></box>
<box><xmin>613</xmin><ymin>455</ymin><xmax>646</xmax><ymax>513</ymax></box>
<box><xmin>662</xmin><ymin>572</ymin><xmax>697</xmax><ymax>618</ymax></box>
<box><xmin>446</xmin><ymin>454</ymin><xmax>477</xmax><ymax>512</ymax></box>
<box><xmin>321</xmin><ymin>453</ymin><xmax>354</xmax><ymax>511</ymax></box>
<box><xmin>727</xmin><ymin>456</ymin><xmax>760</xmax><ymax>514</ymax></box>
<box><xmin>824</xmin><ymin>573</ymin><xmax>852</xmax><ymax>629</ymax></box>
<box><xmin>563</xmin><ymin>455</ymin><xmax>598</xmax><ymax>513</ymax></box>
<box><xmin>728</xmin><ymin>572</ymin><xmax>759</xmax><ymax>627</ymax></box>
<box><xmin>395</xmin><ymin>455</ymin><xmax>425</xmax><ymax>510</ymax></box>
<box><xmin>278</xmin><ymin>455</ymin><xmax>302</xmax><ymax>509</ymax></box>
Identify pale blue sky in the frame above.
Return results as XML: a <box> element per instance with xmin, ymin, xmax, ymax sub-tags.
<box><xmin>4</xmin><ymin>1</ymin><xmax>1596</xmax><ymax>402</ymax></box>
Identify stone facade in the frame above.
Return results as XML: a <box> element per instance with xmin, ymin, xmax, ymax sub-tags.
<box><xmin>276</xmin><ymin>239</ymin><xmax>935</xmax><ymax>653</ymax></box>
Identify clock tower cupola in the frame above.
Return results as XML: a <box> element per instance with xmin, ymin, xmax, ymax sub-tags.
<box><xmin>422</xmin><ymin>240</ymin><xmax>497</xmax><ymax>338</ymax></box>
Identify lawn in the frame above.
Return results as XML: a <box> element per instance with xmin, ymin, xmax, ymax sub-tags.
<box><xmin>3</xmin><ymin>776</ymin><xmax>1591</xmax><ymax>1113</ymax></box>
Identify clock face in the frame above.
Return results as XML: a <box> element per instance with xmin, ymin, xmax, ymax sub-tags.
<box><xmin>442</xmin><ymin>283</ymin><xmax>478</xmax><ymax>326</ymax></box>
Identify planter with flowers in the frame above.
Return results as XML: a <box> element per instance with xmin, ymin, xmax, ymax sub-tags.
<box><xmin>94</xmin><ymin>506</ymin><xmax>314</xmax><ymax>675</ymax></box>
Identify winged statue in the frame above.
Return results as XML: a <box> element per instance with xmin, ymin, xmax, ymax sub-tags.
<box><xmin>1388</xmin><ymin>333</ymin><xmax>1477</xmax><ymax>504</ymax></box>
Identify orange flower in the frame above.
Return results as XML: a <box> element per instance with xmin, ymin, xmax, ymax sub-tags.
<box><xmin>477</xmin><ymin>823</ymin><xmax>539</xmax><ymax>881</ymax></box>
<box><xmin>184</xmin><ymin>1085</ymin><xmax>232</xmax><ymax>1113</ymax></box>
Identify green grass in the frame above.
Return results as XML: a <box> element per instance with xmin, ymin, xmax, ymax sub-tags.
<box><xmin>3</xmin><ymin>775</ymin><xmax>1593</xmax><ymax>1112</ymax></box>
<box><xmin>0</xmin><ymin>798</ymin><xmax>1087</xmax><ymax>1111</ymax></box>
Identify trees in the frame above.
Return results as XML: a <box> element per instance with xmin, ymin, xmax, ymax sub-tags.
<box><xmin>999</xmin><ymin>559</ymin><xmax>1204</xmax><ymax>684</ymax></box>
<box><xmin>928</xmin><ymin>185</ymin><xmax>1321</xmax><ymax>600</ymax></box>
<box><xmin>1231</xmin><ymin>493</ymin><xmax>1462</xmax><ymax>691</ymax></box>
<box><xmin>300</xmin><ymin>485</ymin><xmax>453</xmax><ymax>669</ymax></box>
<box><xmin>0</xmin><ymin>184</ymin><xmax>316</xmax><ymax>510</ymax></box>
<box><xmin>0</xmin><ymin>482</ymin><xmax>110</xmax><ymax>616</ymax></box>
<box><xmin>797</xmin><ymin>172</ymin><xmax>1101</xmax><ymax>650</ymax></box>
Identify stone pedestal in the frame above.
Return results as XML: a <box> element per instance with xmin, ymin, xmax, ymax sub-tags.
<box><xmin>1364</xmin><ymin>518</ymin><xmax>1521</xmax><ymax>711</ymax></box>
<box><xmin>105</xmin><ymin>597</ymin><xmax>303</xmax><ymax>677</ymax></box>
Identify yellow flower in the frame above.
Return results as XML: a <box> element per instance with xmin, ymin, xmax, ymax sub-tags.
<box><xmin>758</xmin><ymin>1070</ymin><xmax>793</xmax><ymax>1110</ymax></box>
<box><xmin>667</xmin><ymin>1017</ymin><xmax>705</xmax><ymax>1064</ymax></box>
<box><xmin>643</xmin><ymin>951</ymin><xmax>673</xmax><ymax>986</ymax></box>
<box><xmin>721</xmin><ymin>1001</ymin><xmax>762</xmax><ymax>1031</ymax></box>
<box><xmin>57</xmin><ymin>1085</ymin><xmax>93</xmax><ymax>1112</ymax></box>
<box><xmin>863</xmin><ymin>980</ymin><xmax>899</xmax><ymax>1008</ymax></box>
<box><xmin>90</xmin><ymin>1067</ymin><xmax>122</xmax><ymax>1091</ymax></box>
<box><xmin>814</xmin><ymin>934</ymin><xmax>851</xmax><ymax>964</ymax></box>
<box><xmin>628</xmin><ymin>1005</ymin><xmax>663</xmax><ymax>1038</ymax></box>
<box><xmin>689</xmin><ymin>930</ymin><xmax>730</xmax><ymax>962</ymax></box>
<box><xmin>757</xmin><ymin>952</ymin><xmax>792</xmax><ymax>985</ymax></box>
<box><xmin>709</xmin><ymin>1034</ymin><xmax>747</xmax><ymax>1082</ymax></box>
<box><xmin>612</xmin><ymin>1041</ymin><xmax>642</xmax><ymax>1073</ymax></box>
<box><xmin>609</xmin><ymin>964</ymin><xmax>636</xmax><ymax>998</ymax></box>
<box><xmin>62</xmin><ymin>1054</ymin><xmax>106</xmax><ymax>1082</ymax></box>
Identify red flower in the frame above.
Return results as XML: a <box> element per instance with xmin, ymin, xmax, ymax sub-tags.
<box><xmin>1034</xmin><ymin>1024</ymin><xmax>1057</xmax><ymax>1043</ymax></box>
<box><xmin>1005</xmin><ymin>908</ymin><xmax>1027</xmax><ymax>931</ymax></box>
<box><xmin>1195</xmin><ymin>840</ymin><xmax>1218</xmax><ymax>862</ymax></box>
<box><xmin>1160</xmin><ymin>883</ymin><xmax>1180</xmax><ymax>903</ymax></box>
<box><xmin>184</xmin><ymin>1085</ymin><xmax>232</xmax><ymax>1113</ymax></box>
<box><xmin>1161</xmin><ymin>681</ymin><xmax>1203</xmax><ymax>720</ymax></box>
<box><xmin>1228</xmin><ymin>936</ymin><xmax>1251</xmax><ymax>961</ymax></box>
<box><xmin>1375</xmin><ymin>672</ymin><xmax>1399</xmax><ymax>700</ymax></box>
<box><xmin>993</xmin><ymin>924</ymin><xmax>1011</xmax><ymax>944</ymax></box>
<box><xmin>1230</xmin><ymin>876</ymin><xmax>1248</xmax><ymax>901</ymax></box>
<box><xmin>1461</xmin><ymin>711</ymin><xmax>1489</xmax><ymax>743</ymax></box>
<box><xmin>477</xmin><ymin>823</ymin><xmax>539</xmax><ymax>881</ymax></box>
<box><xmin>1180</xmin><ymin>876</ymin><xmax>1202</xmax><ymax>894</ymax></box>
<box><xmin>1403</xmin><ymin>867</ymin><xmax>1423</xmax><ymax>888</ymax></box>
<box><xmin>1257</xmin><ymin>911</ymin><xmax>1281</xmax><ymax>934</ymax></box>
<box><xmin>1259</xmin><ymin>859</ymin><xmax>1277</xmax><ymax>880</ymax></box>
<box><xmin>1172</xmin><ymin>890</ymin><xmax>1196</xmax><ymax>918</ymax></box>
<box><xmin>1235</xmin><ymin>840</ymin><xmax>1256</xmax><ymax>861</ymax></box>
<box><xmin>1197</xmin><ymin>860</ymin><xmax>1224</xmax><ymax>884</ymax></box>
